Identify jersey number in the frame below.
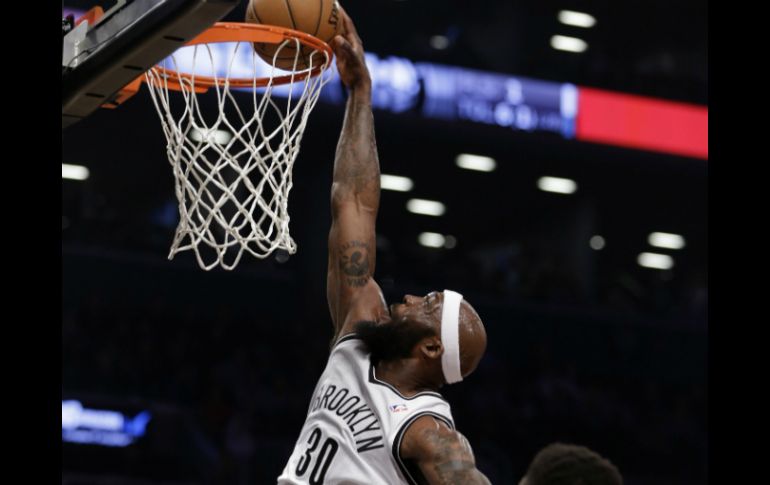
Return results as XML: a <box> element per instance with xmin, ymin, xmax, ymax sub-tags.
<box><xmin>295</xmin><ymin>427</ymin><xmax>339</xmax><ymax>484</ymax></box>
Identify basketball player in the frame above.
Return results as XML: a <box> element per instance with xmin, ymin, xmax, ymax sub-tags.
<box><xmin>277</xmin><ymin>8</ymin><xmax>490</xmax><ymax>485</ymax></box>
<box><xmin>519</xmin><ymin>443</ymin><xmax>623</xmax><ymax>485</ymax></box>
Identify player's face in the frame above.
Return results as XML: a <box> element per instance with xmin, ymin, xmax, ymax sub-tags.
<box><xmin>389</xmin><ymin>291</ymin><xmax>443</xmax><ymax>330</ymax></box>
<box><xmin>355</xmin><ymin>293</ymin><xmax>439</xmax><ymax>361</ymax></box>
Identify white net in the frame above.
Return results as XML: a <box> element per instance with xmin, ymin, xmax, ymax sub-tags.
<box><xmin>144</xmin><ymin>37</ymin><xmax>331</xmax><ymax>270</ymax></box>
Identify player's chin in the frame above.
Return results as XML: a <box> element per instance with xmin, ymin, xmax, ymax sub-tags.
<box><xmin>389</xmin><ymin>303</ymin><xmax>406</xmax><ymax>320</ymax></box>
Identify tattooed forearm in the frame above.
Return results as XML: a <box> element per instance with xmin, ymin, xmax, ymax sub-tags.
<box><xmin>332</xmin><ymin>93</ymin><xmax>380</xmax><ymax>202</ymax></box>
<box><xmin>434</xmin><ymin>460</ymin><xmax>479</xmax><ymax>484</ymax></box>
<box><xmin>339</xmin><ymin>240</ymin><xmax>370</xmax><ymax>287</ymax></box>
<box><xmin>327</xmin><ymin>95</ymin><xmax>379</xmax><ymax>300</ymax></box>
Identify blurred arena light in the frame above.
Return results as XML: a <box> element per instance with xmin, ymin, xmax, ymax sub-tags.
<box><xmin>407</xmin><ymin>199</ymin><xmax>446</xmax><ymax>216</ymax></box>
<box><xmin>274</xmin><ymin>249</ymin><xmax>290</xmax><ymax>263</ymax></box>
<box><xmin>62</xmin><ymin>164</ymin><xmax>90</xmax><ymax>181</ymax></box>
<box><xmin>455</xmin><ymin>154</ymin><xmax>497</xmax><ymax>172</ymax></box>
<box><xmin>418</xmin><ymin>232</ymin><xmax>457</xmax><ymax>249</ymax></box>
<box><xmin>430</xmin><ymin>35</ymin><xmax>450</xmax><ymax>50</ymax></box>
<box><xmin>537</xmin><ymin>176</ymin><xmax>577</xmax><ymax>194</ymax></box>
<box><xmin>418</xmin><ymin>232</ymin><xmax>446</xmax><ymax>248</ymax></box>
<box><xmin>590</xmin><ymin>235</ymin><xmax>606</xmax><ymax>250</ymax></box>
<box><xmin>62</xmin><ymin>400</ymin><xmax>151</xmax><ymax>447</ymax></box>
<box><xmin>638</xmin><ymin>252</ymin><xmax>674</xmax><ymax>270</ymax></box>
<box><xmin>381</xmin><ymin>174</ymin><xmax>414</xmax><ymax>192</ymax></box>
<box><xmin>188</xmin><ymin>128</ymin><xmax>232</xmax><ymax>144</ymax></box>
<box><xmin>558</xmin><ymin>10</ymin><xmax>597</xmax><ymax>28</ymax></box>
<box><xmin>648</xmin><ymin>232</ymin><xmax>686</xmax><ymax>250</ymax></box>
<box><xmin>551</xmin><ymin>35</ymin><xmax>588</xmax><ymax>53</ymax></box>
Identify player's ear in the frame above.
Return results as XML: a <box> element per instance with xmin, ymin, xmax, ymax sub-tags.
<box><xmin>418</xmin><ymin>336</ymin><xmax>443</xmax><ymax>360</ymax></box>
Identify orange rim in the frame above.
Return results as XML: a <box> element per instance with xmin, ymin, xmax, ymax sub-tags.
<box><xmin>147</xmin><ymin>22</ymin><xmax>334</xmax><ymax>91</ymax></box>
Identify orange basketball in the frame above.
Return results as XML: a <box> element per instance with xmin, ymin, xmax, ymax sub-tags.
<box><xmin>245</xmin><ymin>0</ymin><xmax>341</xmax><ymax>71</ymax></box>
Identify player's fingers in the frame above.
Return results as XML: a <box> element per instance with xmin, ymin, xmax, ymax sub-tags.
<box><xmin>332</xmin><ymin>35</ymin><xmax>354</xmax><ymax>58</ymax></box>
<box><xmin>335</xmin><ymin>6</ymin><xmax>349</xmax><ymax>36</ymax></box>
<box><xmin>337</xmin><ymin>5</ymin><xmax>359</xmax><ymax>40</ymax></box>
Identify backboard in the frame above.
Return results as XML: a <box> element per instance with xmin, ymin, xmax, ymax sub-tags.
<box><xmin>62</xmin><ymin>0</ymin><xmax>239</xmax><ymax>129</ymax></box>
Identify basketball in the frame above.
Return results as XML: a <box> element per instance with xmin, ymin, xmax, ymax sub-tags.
<box><xmin>246</xmin><ymin>0</ymin><xmax>341</xmax><ymax>70</ymax></box>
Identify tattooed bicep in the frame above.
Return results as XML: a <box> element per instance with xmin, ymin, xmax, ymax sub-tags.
<box><xmin>457</xmin><ymin>432</ymin><xmax>475</xmax><ymax>460</ymax></box>
<box><xmin>338</xmin><ymin>240</ymin><xmax>371</xmax><ymax>287</ymax></box>
<box><xmin>420</xmin><ymin>426</ymin><xmax>474</xmax><ymax>464</ymax></box>
<box><xmin>414</xmin><ymin>425</ymin><xmax>490</xmax><ymax>485</ymax></box>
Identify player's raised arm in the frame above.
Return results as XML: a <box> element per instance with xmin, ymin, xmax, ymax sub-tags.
<box><xmin>400</xmin><ymin>416</ymin><xmax>492</xmax><ymax>485</ymax></box>
<box><xmin>327</xmin><ymin>9</ymin><xmax>387</xmax><ymax>338</ymax></box>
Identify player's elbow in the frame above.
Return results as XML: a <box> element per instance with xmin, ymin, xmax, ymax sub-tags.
<box><xmin>330</xmin><ymin>184</ymin><xmax>353</xmax><ymax>215</ymax></box>
<box><xmin>330</xmin><ymin>183</ymin><xmax>378</xmax><ymax>216</ymax></box>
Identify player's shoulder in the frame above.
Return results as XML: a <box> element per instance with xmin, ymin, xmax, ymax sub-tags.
<box><xmin>327</xmin><ymin>331</ymin><xmax>372</xmax><ymax>365</ymax></box>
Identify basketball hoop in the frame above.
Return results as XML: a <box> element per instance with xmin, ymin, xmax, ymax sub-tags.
<box><xmin>143</xmin><ymin>22</ymin><xmax>334</xmax><ymax>271</ymax></box>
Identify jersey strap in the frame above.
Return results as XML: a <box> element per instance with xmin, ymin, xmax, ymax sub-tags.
<box><xmin>368</xmin><ymin>363</ymin><xmax>448</xmax><ymax>402</ymax></box>
<box><xmin>333</xmin><ymin>333</ymin><xmax>361</xmax><ymax>348</ymax></box>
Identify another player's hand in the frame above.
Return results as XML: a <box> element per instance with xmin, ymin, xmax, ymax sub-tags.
<box><xmin>332</xmin><ymin>6</ymin><xmax>371</xmax><ymax>91</ymax></box>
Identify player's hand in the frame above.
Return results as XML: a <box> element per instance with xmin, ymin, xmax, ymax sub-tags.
<box><xmin>332</xmin><ymin>6</ymin><xmax>371</xmax><ymax>91</ymax></box>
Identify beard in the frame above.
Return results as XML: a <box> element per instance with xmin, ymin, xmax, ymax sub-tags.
<box><xmin>354</xmin><ymin>320</ymin><xmax>435</xmax><ymax>363</ymax></box>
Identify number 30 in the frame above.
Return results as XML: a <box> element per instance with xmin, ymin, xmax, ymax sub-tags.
<box><xmin>295</xmin><ymin>427</ymin><xmax>339</xmax><ymax>484</ymax></box>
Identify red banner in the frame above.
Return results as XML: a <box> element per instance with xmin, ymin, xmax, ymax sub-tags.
<box><xmin>577</xmin><ymin>88</ymin><xmax>708</xmax><ymax>159</ymax></box>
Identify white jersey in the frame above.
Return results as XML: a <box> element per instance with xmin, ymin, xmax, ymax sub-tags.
<box><xmin>277</xmin><ymin>334</ymin><xmax>455</xmax><ymax>485</ymax></box>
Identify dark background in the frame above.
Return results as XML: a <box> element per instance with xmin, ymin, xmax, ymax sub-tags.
<box><xmin>62</xmin><ymin>1</ymin><xmax>707</xmax><ymax>484</ymax></box>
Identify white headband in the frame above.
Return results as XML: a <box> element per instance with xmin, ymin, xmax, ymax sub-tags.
<box><xmin>440</xmin><ymin>290</ymin><xmax>464</xmax><ymax>384</ymax></box>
